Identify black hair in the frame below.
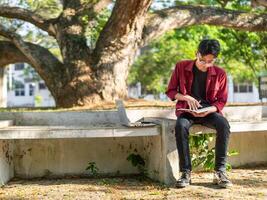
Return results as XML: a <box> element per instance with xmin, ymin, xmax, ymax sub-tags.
<box><xmin>197</xmin><ymin>39</ymin><xmax>220</xmax><ymax>57</ymax></box>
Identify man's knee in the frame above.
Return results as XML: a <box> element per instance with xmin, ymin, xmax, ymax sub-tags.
<box><xmin>214</xmin><ymin>115</ymin><xmax>230</xmax><ymax>133</ymax></box>
<box><xmin>175</xmin><ymin>118</ymin><xmax>191</xmax><ymax>134</ymax></box>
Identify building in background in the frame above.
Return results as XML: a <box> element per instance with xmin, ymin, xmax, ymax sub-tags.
<box><xmin>227</xmin><ymin>74</ymin><xmax>260</xmax><ymax>103</ymax></box>
<box><xmin>5</xmin><ymin>63</ymin><xmax>55</xmax><ymax>107</ymax></box>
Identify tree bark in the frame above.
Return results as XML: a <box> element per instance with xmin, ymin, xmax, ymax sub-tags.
<box><xmin>142</xmin><ymin>5</ymin><xmax>267</xmax><ymax>46</ymax></box>
<box><xmin>51</xmin><ymin>1</ymin><xmax>98</xmax><ymax>106</ymax></box>
<box><xmin>0</xmin><ymin>6</ymin><xmax>57</xmax><ymax>36</ymax></box>
<box><xmin>92</xmin><ymin>0</ymin><xmax>152</xmax><ymax>101</ymax></box>
<box><xmin>52</xmin><ymin>0</ymin><xmax>152</xmax><ymax>107</ymax></box>
<box><xmin>251</xmin><ymin>0</ymin><xmax>267</xmax><ymax>8</ymax></box>
<box><xmin>0</xmin><ymin>41</ymin><xmax>30</xmax><ymax>66</ymax></box>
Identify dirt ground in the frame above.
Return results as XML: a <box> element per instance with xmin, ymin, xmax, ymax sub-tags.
<box><xmin>0</xmin><ymin>167</ymin><xmax>266</xmax><ymax>200</ymax></box>
<box><xmin>1</xmin><ymin>98</ymin><xmax>264</xmax><ymax>112</ymax></box>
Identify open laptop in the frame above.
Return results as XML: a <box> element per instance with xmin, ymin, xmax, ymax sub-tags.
<box><xmin>115</xmin><ymin>99</ymin><xmax>157</xmax><ymax>127</ymax></box>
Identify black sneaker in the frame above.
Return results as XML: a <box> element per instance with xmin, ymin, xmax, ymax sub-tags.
<box><xmin>176</xmin><ymin>171</ymin><xmax>191</xmax><ymax>188</ymax></box>
<box><xmin>213</xmin><ymin>171</ymin><xmax>233</xmax><ymax>188</ymax></box>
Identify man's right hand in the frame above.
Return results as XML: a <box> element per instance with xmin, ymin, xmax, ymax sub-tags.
<box><xmin>174</xmin><ymin>93</ymin><xmax>202</xmax><ymax>110</ymax></box>
<box><xmin>183</xmin><ymin>95</ymin><xmax>202</xmax><ymax>110</ymax></box>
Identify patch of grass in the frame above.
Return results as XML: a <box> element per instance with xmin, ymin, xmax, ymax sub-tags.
<box><xmin>149</xmin><ymin>191</ymin><xmax>162</xmax><ymax>195</ymax></box>
<box><xmin>97</xmin><ymin>178</ymin><xmax>121</xmax><ymax>186</ymax></box>
<box><xmin>86</xmin><ymin>162</ymin><xmax>99</xmax><ymax>176</ymax></box>
<box><xmin>127</xmin><ymin>153</ymin><xmax>148</xmax><ymax>178</ymax></box>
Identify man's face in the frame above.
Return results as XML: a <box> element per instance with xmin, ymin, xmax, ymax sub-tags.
<box><xmin>196</xmin><ymin>53</ymin><xmax>216</xmax><ymax>69</ymax></box>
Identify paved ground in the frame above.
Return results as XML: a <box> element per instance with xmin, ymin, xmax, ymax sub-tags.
<box><xmin>0</xmin><ymin>167</ymin><xmax>266</xmax><ymax>200</ymax></box>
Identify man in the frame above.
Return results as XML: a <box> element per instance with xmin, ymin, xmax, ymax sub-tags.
<box><xmin>165</xmin><ymin>39</ymin><xmax>233</xmax><ymax>188</ymax></box>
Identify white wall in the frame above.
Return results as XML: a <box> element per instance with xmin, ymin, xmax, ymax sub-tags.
<box><xmin>0</xmin><ymin>68</ymin><xmax>7</xmax><ymax>107</ymax></box>
<box><xmin>6</xmin><ymin>64</ymin><xmax>55</xmax><ymax>107</ymax></box>
<box><xmin>35</xmin><ymin>83</ymin><xmax>55</xmax><ymax>107</ymax></box>
<box><xmin>232</xmin><ymin>87</ymin><xmax>260</xmax><ymax>103</ymax></box>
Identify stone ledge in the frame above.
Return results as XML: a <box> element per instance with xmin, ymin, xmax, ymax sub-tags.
<box><xmin>0</xmin><ymin>120</ymin><xmax>14</xmax><ymax>128</ymax></box>
<box><xmin>190</xmin><ymin>121</ymin><xmax>267</xmax><ymax>134</ymax></box>
<box><xmin>0</xmin><ymin>120</ymin><xmax>266</xmax><ymax>140</ymax></box>
<box><xmin>0</xmin><ymin>125</ymin><xmax>160</xmax><ymax>139</ymax></box>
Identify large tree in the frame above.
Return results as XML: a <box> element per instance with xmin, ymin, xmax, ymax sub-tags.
<box><xmin>0</xmin><ymin>0</ymin><xmax>266</xmax><ymax>107</ymax></box>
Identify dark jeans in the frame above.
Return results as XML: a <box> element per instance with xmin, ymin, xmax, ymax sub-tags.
<box><xmin>175</xmin><ymin>112</ymin><xmax>231</xmax><ymax>173</ymax></box>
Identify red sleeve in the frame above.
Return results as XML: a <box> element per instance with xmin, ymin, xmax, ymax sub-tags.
<box><xmin>165</xmin><ymin>63</ymin><xmax>179</xmax><ymax>101</ymax></box>
<box><xmin>211</xmin><ymin>71</ymin><xmax>228</xmax><ymax>112</ymax></box>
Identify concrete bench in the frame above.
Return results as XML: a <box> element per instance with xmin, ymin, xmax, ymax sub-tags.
<box><xmin>0</xmin><ymin>110</ymin><xmax>267</xmax><ymax>186</ymax></box>
<box><xmin>0</xmin><ymin>122</ymin><xmax>161</xmax><ymax>186</ymax></box>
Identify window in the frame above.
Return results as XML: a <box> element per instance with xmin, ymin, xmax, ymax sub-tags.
<box><xmin>29</xmin><ymin>84</ymin><xmax>34</xmax><ymax>96</ymax></box>
<box><xmin>248</xmin><ymin>85</ymin><xmax>253</xmax><ymax>92</ymax></box>
<box><xmin>233</xmin><ymin>83</ymin><xmax>253</xmax><ymax>93</ymax></box>
<box><xmin>239</xmin><ymin>85</ymin><xmax>247</xmax><ymax>93</ymax></box>
<box><xmin>14</xmin><ymin>82</ymin><xmax>25</xmax><ymax>96</ymax></box>
<box><xmin>14</xmin><ymin>63</ymin><xmax>24</xmax><ymax>71</ymax></box>
<box><xmin>234</xmin><ymin>85</ymin><xmax>238</xmax><ymax>93</ymax></box>
<box><xmin>39</xmin><ymin>82</ymin><xmax>46</xmax><ymax>90</ymax></box>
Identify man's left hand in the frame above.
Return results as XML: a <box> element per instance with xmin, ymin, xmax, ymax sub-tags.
<box><xmin>189</xmin><ymin>106</ymin><xmax>217</xmax><ymax>117</ymax></box>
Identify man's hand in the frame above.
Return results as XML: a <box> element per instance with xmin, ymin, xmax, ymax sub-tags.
<box><xmin>183</xmin><ymin>95</ymin><xmax>202</xmax><ymax>110</ymax></box>
<box><xmin>188</xmin><ymin>106</ymin><xmax>217</xmax><ymax>117</ymax></box>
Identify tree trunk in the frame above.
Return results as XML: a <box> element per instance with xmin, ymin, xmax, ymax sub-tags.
<box><xmin>51</xmin><ymin>1</ymin><xmax>100</xmax><ymax>107</ymax></box>
<box><xmin>53</xmin><ymin>28</ymin><xmax>141</xmax><ymax>107</ymax></box>
<box><xmin>53</xmin><ymin>56</ymin><xmax>135</xmax><ymax>107</ymax></box>
<box><xmin>52</xmin><ymin>0</ymin><xmax>152</xmax><ymax>107</ymax></box>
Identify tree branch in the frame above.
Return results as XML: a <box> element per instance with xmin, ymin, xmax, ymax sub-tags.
<box><xmin>142</xmin><ymin>5</ymin><xmax>267</xmax><ymax>47</ymax></box>
<box><xmin>93</xmin><ymin>0</ymin><xmax>152</xmax><ymax>65</ymax></box>
<box><xmin>0</xmin><ymin>25</ymin><xmax>65</xmax><ymax>93</ymax></box>
<box><xmin>78</xmin><ymin>0</ymin><xmax>112</xmax><ymax>17</ymax></box>
<box><xmin>251</xmin><ymin>0</ymin><xmax>267</xmax><ymax>8</ymax></box>
<box><xmin>0</xmin><ymin>6</ymin><xmax>56</xmax><ymax>36</ymax></box>
<box><xmin>0</xmin><ymin>41</ymin><xmax>29</xmax><ymax>67</ymax></box>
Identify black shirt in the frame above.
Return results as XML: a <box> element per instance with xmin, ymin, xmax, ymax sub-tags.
<box><xmin>191</xmin><ymin>64</ymin><xmax>211</xmax><ymax>108</ymax></box>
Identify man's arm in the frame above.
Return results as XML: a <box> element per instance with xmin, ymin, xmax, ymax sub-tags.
<box><xmin>165</xmin><ymin>63</ymin><xmax>201</xmax><ymax>110</ymax></box>
<box><xmin>211</xmin><ymin>72</ymin><xmax>228</xmax><ymax>113</ymax></box>
<box><xmin>165</xmin><ymin>63</ymin><xmax>179</xmax><ymax>101</ymax></box>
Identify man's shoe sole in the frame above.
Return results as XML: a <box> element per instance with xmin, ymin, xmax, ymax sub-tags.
<box><xmin>176</xmin><ymin>180</ymin><xmax>192</xmax><ymax>188</ymax></box>
<box><xmin>213</xmin><ymin>179</ymin><xmax>233</xmax><ymax>188</ymax></box>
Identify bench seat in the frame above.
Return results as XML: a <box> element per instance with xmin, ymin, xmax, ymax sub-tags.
<box><xmin>190</xmin><ymin>121</ymin><xmax>267</xmax><ymax>134</ymax></box>
<box><xmin>1</xmin><ymin>120</ymin><xmax>266</xmax><ymax>140</ymax></box>
<box><xmin>0</xmin><ymin>125</ymin><xmax>161</xmax><ymax>139</ymax></box>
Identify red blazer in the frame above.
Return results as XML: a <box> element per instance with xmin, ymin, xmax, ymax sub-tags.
<box><xmin>165</xmin><ymin>60</ymin><xmax>228</xmax><ymax>117</ymax></box>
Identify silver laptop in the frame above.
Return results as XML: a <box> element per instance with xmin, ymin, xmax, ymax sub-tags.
<box><xmin>115</xmin><ymin>99</ymin><xmax>156</xmax><ymax>127</ymax></box>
